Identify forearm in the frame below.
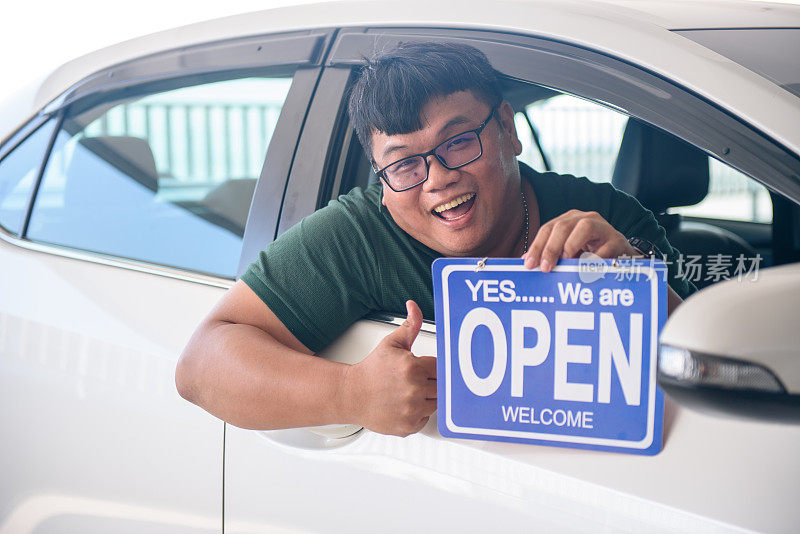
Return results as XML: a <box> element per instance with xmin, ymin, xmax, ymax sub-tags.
<box><xmin>176</xmin><ymin>320</ymin><xmax>355</xmax><ymax>430</ymax></box>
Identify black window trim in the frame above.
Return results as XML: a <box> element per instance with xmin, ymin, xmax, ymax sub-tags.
<box><xmin>236</xmin><ymin>66</ymin><xmax>331</xmax><ymax>277</ymax></box>
<box><xmin>236</xmin><ymin>28</ymin><xmax>343</xmax><ymax>277</ymax></box>
<box><xmin>0</xmin><ymin>113</ymin><xmax>59</xmax><ymax>236</ymax></box>
<box><xmin>20</xmin><ymin>110</ymin><xmax>65</xmax><ymax>240</ymax></box>
<box><xmin>0</xmin><ymin>114</ymin><xmax>53</xmax><ymax>163</ymax></box>
<box><xmin>271</xmin><ymin>65</ymin><xmax>355</xmax><ymax>242</ymax></box>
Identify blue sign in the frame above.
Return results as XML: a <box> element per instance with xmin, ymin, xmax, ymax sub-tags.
<box><xmin>432</xmin><ymin>258</ymin><xmax>666</xmax><ymax>455</ymax></box>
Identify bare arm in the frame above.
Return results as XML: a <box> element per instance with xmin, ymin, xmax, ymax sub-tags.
<box><xmin>176</xmin><ymin>280</ymin><xmax>436</xmax><ymax>435</ymax></box>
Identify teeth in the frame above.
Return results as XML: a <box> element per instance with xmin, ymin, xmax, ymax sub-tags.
<box><xmin>434</xmin><ymin>193</ymin><xmax>475</xmax><ymax>213</ymax></box>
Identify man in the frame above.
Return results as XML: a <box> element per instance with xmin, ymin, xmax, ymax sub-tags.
<box><xmin>176</xmin><ymin>42</ymin><xmax>694</xmax><ymax>437</ymax></box>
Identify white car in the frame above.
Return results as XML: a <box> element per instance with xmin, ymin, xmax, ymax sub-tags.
<box><xmin>1</xmin><ymin>1</ymin><xmax>799</xmax><ymax>532</ymax></box>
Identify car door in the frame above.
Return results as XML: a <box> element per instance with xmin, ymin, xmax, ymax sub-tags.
<box><xmin>0</xmin><ymin>29</ymin><xmax>332</xmax><ymax>533</ymax></box>
<box><xmin>225</xmin><ymin>26</ymin><xmax>800</xmax><ymax>533</ymax></box>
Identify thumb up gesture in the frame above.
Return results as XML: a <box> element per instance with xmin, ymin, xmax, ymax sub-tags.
<box><xmin>345</xmin><ymin>300</ymin><xmax>437</xmax><ymax>436</ymax></box>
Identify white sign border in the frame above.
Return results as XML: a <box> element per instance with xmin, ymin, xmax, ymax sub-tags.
<box><xmin>440</xmin><ymin>262</ymin><xmax>661</xmax><ymax>450</ymax></box>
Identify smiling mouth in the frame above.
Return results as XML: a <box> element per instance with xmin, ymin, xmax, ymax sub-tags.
<box><xmin>432</xmin><ymin>193</ymin><xmax>476</xmax><ymax>221</ymax></box>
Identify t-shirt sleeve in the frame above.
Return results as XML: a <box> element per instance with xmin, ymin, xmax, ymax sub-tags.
<box><xmin>550</xmin><ymin>174</ymin><xmax>697</xmax><ymax>299</ymax></box>
<box><xmin>240</xmin><ymin>194</ymin><xmax>381</xmax><ymax>353</ymax></box>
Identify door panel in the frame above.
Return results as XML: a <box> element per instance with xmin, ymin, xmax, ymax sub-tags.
<box><xmin>0</xmin><ymin>240</ymin><xmax>226</xmax><ymax>533</ymax></box>
<box><xmin>227</xmin><ymin>317</ymin><xmax>800</xmax><ymax>533</ymax></box>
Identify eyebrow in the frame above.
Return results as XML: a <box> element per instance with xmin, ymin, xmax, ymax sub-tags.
<box><xmin>379</xmin><ymin>115</ymin><xmax>476</xmax><ymax>161</ymax></box>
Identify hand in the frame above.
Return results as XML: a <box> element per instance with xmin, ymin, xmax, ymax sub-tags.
<box><xmin>522</xmin><ymin>209</ymin><xmax>638</xmax><ymax>272</ymax></box>
<box><xmin>345</xmin><ymin>300</ymin><xmax>437</xmax><ymax>437</ymax></box>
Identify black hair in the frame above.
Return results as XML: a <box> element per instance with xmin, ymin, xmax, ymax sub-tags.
<box><xmin>347</xmin><ymin>41</ymin><xmax>503</xmax><ymax>162</ymax></box>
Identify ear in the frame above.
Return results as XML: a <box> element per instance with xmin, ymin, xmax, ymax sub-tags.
<box><xmin>497</xmin><ymin>100</ymin><xmax>523</xmax><ymax>156</ymax></box>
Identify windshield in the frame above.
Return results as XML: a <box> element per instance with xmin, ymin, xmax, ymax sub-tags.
<box><xmin>674</xmin><ymin>28</ymin><xmax>800</xmax><ymax>99</ymax></box>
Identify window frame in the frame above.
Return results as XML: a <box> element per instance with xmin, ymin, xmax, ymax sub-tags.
<box><xmin>0</xmin><ymin>29</ymin><xmax>335</xmax><ymax>286</ymax></box>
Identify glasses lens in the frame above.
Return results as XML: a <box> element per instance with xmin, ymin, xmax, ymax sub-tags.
<box><xmin>436</xmin><ymin>131</ymin><xmax>481</xmax><ymax>168</ymax></box>
<box><xmin>384</xmin><ymin>156</ymin><xmax>427</xmax><ymax>190</ymax></box>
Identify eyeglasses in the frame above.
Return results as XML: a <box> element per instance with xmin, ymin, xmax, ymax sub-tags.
<box><xmin>374</xmin><ymin>105</ymin><xmax>499</xmax><ymax>192</ymax></box>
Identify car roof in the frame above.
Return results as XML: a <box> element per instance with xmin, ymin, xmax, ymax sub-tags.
<box><xmin>3</xmin><ymin>0</ymin><xmax>800</xmax><ymax>154</ymax></box>
<box><xmin>29</xmin><ymin>0</ymin><xmax>799</xmax><ymax>109</ymax></box>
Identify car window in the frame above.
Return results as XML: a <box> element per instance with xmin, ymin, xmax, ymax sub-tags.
<box><xmin>26</xmin><ymin>75</ymin><xmax>294</xmax><ymax>278</ymax></box>
<box><xmin>516</xmin><ymin>94</ymin><xmax>628</xmax><ymax>183</ymax></box>
<box><xmin>0</xmin><ymin>119</ymin><xmax>56</xmax><ymax>235</ymax></box>
<box><xmin>515</xmin><ymin>92</ymin><xmax>772</xmax><ymax>224</ymax></box>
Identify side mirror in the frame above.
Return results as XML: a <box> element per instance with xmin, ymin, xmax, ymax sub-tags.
<box><xmin>658</xmin><ymin>263</ymin><xmax>800</xmax><ymax>423</ymax></box>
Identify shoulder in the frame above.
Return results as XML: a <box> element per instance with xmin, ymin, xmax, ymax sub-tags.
<box><xmin>277</xmin><ymin>182</ymin><xmax>385</xmax><ymax>247</ymax></box>
<box><xmin>313</xmin><ymin>181</ymin><xmax>383</xmax><ymax>225</ymax></box>
<box><xmin>240</xmin><ymin>183</ymin><xmax>387</xmax><ymax>353</ymax></box>
<box><xmin>332</xmin><ymin>181</ymin><xmax>383</xmax><ymax>212</ymax></box>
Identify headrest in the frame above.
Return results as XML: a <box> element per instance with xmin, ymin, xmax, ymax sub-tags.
<box><xmin>64</xmin><ymin>136</ymin><xmax>159</xmax><ymax>210</ymax></box>
<box><xmin>78</xmin><ymin>136</ymin><xmax>159</xmax><ymax>190</ymax></box>
<box><xmin>202</xmin><ymin>178</ymin><xmax>257</xmax><ymax>231</ymax></box>
<box><xmin>612</xmin><ymin>119</ymin><xmax>709</xmax><ymax>214</ymax></box>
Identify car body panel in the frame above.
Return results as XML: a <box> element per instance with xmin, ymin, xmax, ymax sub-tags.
<box><xmin>0</xmin><ymin>233</ymin><xmax>230</xmax><ymax>533</ymax></box>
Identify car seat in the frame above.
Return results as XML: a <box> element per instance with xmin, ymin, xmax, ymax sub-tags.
<box><xmin>612</xmin><ymin>119</ymin><xmax>756</xmax><ymax>290</ymax></box>
<box><xmin>38</xmin><ymin>135</ymin><xmax>160</xmax><ymax>254</ymax></box>
<box><xmin>201</xmin><ymin>178</ymin><xmax>257</xmax><ymax>235</ymax></box>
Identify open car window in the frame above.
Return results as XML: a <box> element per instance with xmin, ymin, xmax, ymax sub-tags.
<box><xmin>514</xmin><ymin>92</ymin><xmax>773</xmax><ymax>225</ymax></box>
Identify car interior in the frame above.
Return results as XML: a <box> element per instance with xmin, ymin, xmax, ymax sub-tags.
<box><xmin>38</xmin><ymin>108</ymin><xmax>256</xmax><ymax>240</ymax></box>
<box><xmin>24</xmin><ymin>107</ymin><xmax>249</xmax><ymax>277</ymax></box>
<box><xmin>611</xmin><ymin>118</ymin><xmax>758</xmax><ymax>289</ymax></box>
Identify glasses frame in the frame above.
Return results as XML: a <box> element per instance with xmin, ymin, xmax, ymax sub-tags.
<box><xmin>374</xmin><ymin>105</ymin><xmax>499</xmax><ymax>192</ymax></box>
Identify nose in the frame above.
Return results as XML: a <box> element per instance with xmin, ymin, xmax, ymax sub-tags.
<box><xmin>422</xmin><ymin>154</ymin><xmax>460</xmax><ymax>192</ymax></box>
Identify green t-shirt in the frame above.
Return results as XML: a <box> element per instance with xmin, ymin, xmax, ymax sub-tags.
<box><xmin>242</xmin><ymin>164</ymin><xmax>696</xmax><ymax>353</ymax></box>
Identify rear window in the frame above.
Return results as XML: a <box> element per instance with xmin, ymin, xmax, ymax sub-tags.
<box><xmin>674</xmin><ymin>28</ymin><xmax>800</xmax><ymax>99</ymax></box>
<box><xmin>26</xmin><ymin>75</ymin><xmax>293</xmax><ymax>278</ymax></box>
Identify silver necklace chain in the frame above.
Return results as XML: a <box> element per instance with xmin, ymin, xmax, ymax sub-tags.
<box><xmin>520</xmin><ymin>185</ymin><xmax>529</xmax><ymax>256</ymax></box>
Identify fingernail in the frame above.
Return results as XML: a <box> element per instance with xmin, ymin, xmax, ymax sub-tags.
<box><xmin>541</xmin><ymin>259</ymin><xmax>550</xmax><ymax>272</ymax></box>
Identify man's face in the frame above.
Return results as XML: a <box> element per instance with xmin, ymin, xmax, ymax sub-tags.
<box><xmin>371</xmin><ymin>91</ymin><xmax>524</xmax><ymax>257</ymax></box>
